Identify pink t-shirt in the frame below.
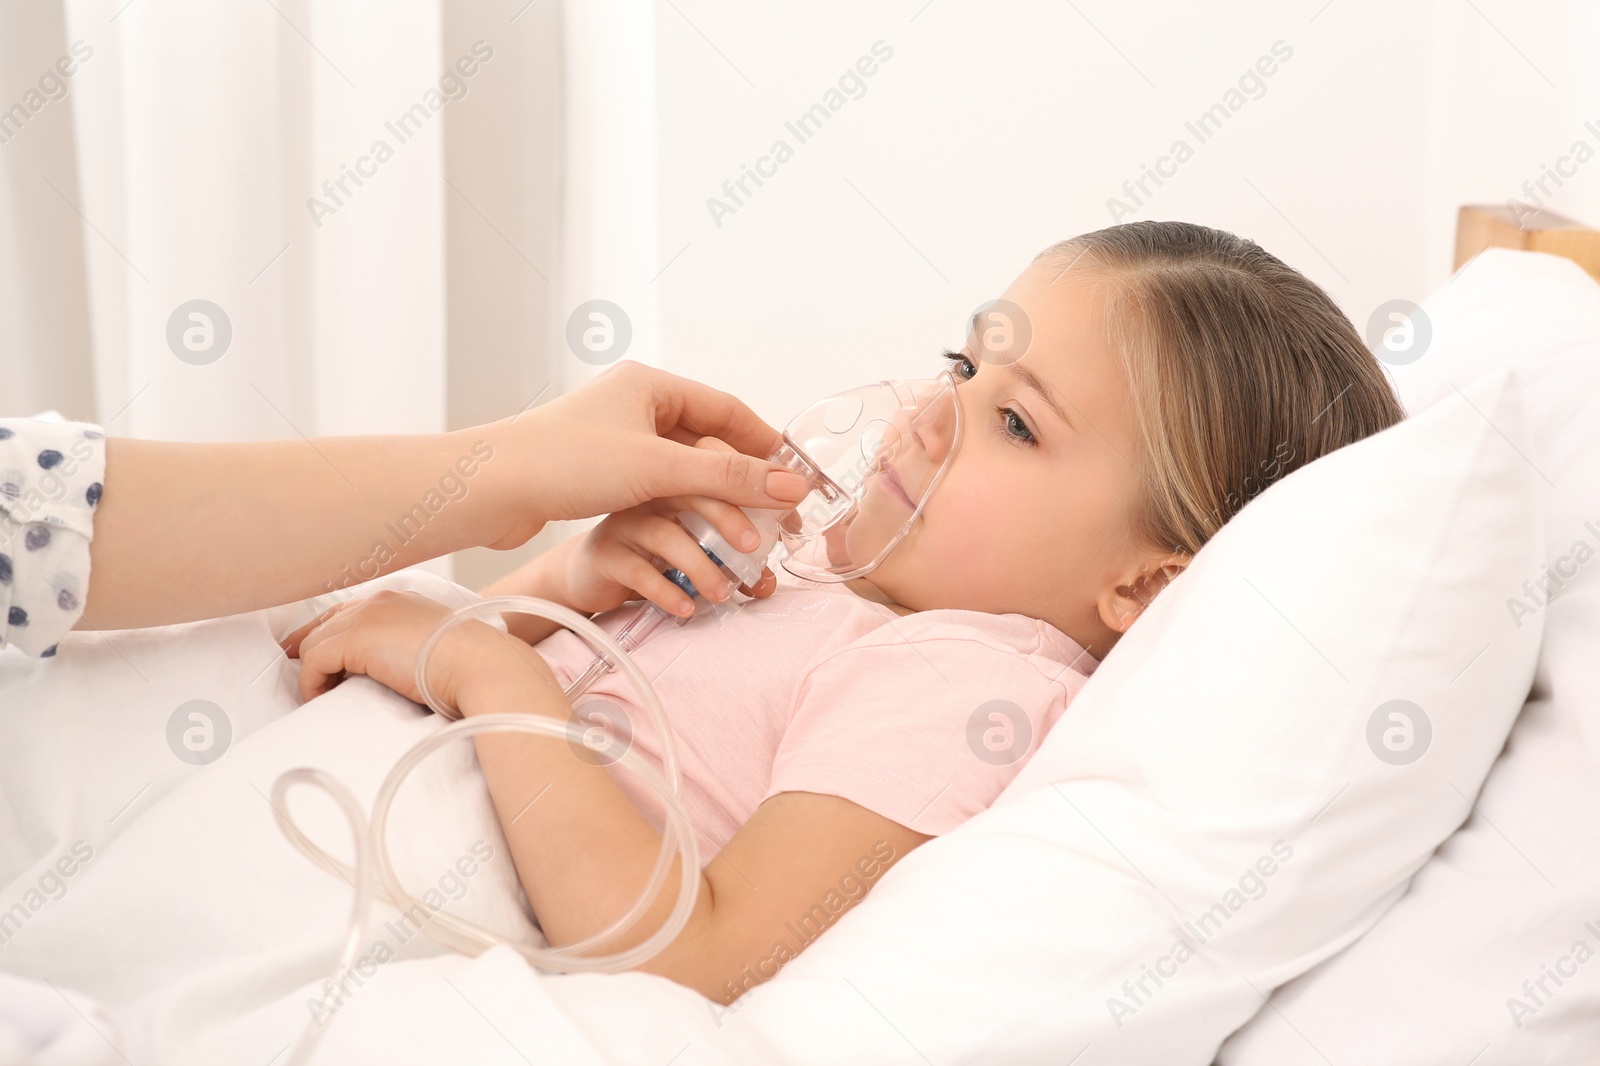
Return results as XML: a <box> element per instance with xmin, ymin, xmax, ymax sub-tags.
<box><xmin>533</xmin><ymin>566</ymin><xmax>1098</xmax><ymax>863</ymax></box>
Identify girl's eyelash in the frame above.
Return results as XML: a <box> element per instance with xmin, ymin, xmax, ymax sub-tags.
<box><xmin>940</xmin><ymin>349</ymin><xmax>1038</xmax><ymax>448</ymax></box>
<box><xmin>996</xmin><ymin>407</ymin><xmax>1038</xmax><ymax>448</ymax></box>
<box><xmin>941</xmin><ymin>349</ymin><xmax>975</xmax><ymax>379</ymax></box>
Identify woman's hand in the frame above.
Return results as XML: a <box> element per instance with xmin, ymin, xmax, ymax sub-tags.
<box><xmin>484</xmin><ymin>361</ymin><xmax>811</xmax><ymax>550</ymax></box>
<box><xmin>502</xmin><ymin>436</ymin><xmax>784</xmax><ymax>624</ymax></box>
<box><xmin>279</xmin><ymin>589</ymin><xmax>558</xmax><ymax>711</ymax></box>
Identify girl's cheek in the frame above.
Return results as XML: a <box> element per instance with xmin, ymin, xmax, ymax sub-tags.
<box><xmin>926</xmin><ymin>481</ymin><xmax>1004</xmax><ymax>557</ymax></box>
<box><xmin>888</xmin><ymin>482</ymin><xmax>1007</xmax><ymax>605</ymax></box>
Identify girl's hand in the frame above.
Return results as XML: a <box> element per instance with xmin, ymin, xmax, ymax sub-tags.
<box><xmin>481</xmin><ymin>435</ymin><xmax>788</xmax><ymax>647</ymax></box>
<box><xmin>540</xmin><ymin>437</ymin><xmax>785</xmax><ymax>620</ymax></box>
<box><xmin>279</xmin><ymin>589</ymin><xmax>551</xmax><ymax>710</ymax></box>
<box><xmin>551</xmin><ymin>504</ymin><xmax>776</xmax><ymax>621</ymax></box>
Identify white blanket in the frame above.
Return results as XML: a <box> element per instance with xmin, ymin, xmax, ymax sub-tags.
<box><xmin>0</xmin><ymin>570</ymin><xmax>778</xmax><ymax>1066</ymax></box>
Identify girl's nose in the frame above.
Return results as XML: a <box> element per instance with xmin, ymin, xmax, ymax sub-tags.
<box><xmin>912</xmin><ymin>383</ymin><xmax>958</xmax><ymax>467</ymax></box>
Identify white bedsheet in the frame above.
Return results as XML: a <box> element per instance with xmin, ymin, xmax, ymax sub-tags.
<box><xmin>0</xmin><ymin>352</ymin><xmax>1546</xmax><ymax>1066</ymax></box>
<box><xmin>0</xmin><ymin>569</ymin><xmax>781</xmax><ymax>1065</ymax></box>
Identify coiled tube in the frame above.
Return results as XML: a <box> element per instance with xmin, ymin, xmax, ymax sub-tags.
<box><xmin>271</xmin><ymin>595</ymin><xmax>699</xmax><ymax>1066</ymax></box>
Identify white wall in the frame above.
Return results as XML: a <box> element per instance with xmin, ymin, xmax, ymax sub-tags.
<box><xmin>5</xmin><ymin>0</ymin><xmax>1596</xmax><ymax>589</ymax></box>
<box><xmin>651</xmin><ymin>0</ymin><xmax>1599</xmax><ymax>427</ymax></box>
<box><xmin>439</xmin><ymin>0</ymin><xmax>566</xmax><ymax>589</ymax></box>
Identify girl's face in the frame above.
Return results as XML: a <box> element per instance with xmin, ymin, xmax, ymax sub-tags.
<box><xmin>847</xmin><ymin>262</ymin><xmax>1188</xmax><ymax>659</ymax></box>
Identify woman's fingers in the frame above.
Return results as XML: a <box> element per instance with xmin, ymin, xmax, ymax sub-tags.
<box><xmin>516</xmin><ymin>362</ymin><xmax>810</xmax><ymax>529</ymax></box>
<box><xmin>650</xmin><ymin>437</ymin><xmax>793</xmax><ymax>554</ymax></box>
<box><xmin>683</xmin><ymin>438</ymin><xmax>774</xmax><ymax>552</ymax></box>
<box><xmin>643</xmin><ymin>366</ymin><xmax>785</xmax><ymax>469</ymax></box>
<box><xmin>639</xmin><ymin>434</ymin><xmax>809</xmax><ymax>514</ymax></box>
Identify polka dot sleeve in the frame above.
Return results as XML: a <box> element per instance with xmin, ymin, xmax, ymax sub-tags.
<box><xmin>0</xmin><ymin>419</ymin><xmax>106</xmax><ymax>657</ymax></box>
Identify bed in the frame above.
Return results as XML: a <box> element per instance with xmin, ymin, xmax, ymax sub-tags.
<box><xmin>2</xmin><ymin>205</ymin><xmax>1598</xmax><ymax>1065</ymax></box>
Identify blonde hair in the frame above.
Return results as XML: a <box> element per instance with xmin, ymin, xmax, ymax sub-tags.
<box><xmin>1038</xmin><ymin>220</ymin><xmax>1405</xmax><ymax>558</ymax></box>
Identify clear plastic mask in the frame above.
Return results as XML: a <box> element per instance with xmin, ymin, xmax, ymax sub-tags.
<box><xmin>769</xmin><ymin>370</ymin><xmax>963</xmax><ymax>583</ymax></box>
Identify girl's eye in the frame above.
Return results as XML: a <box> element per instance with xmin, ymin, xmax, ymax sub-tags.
<box><xmin>997</xmin><ymin>407</ymin><xmax>1037</xmax><ymax>447</ymax></box>
<box><xmin>942</xmin><ymin>349</ymin><xmax>1037</xmax><ymax>448</ymax></box>
<box><xmin>941</xmin><ymin>349</ymin><xmax>977</xmax><ymax>381</ymax></box>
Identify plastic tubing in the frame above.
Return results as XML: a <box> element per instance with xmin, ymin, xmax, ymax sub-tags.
<box><xmin>562</xmin><ymin>597</ymin><xmax>679</xmax><ymax>700</ymax></box>
<box><xmin>270</xmin><ymin>595</ymin><xmax>699</xmax><ymax>1066</ymax></box>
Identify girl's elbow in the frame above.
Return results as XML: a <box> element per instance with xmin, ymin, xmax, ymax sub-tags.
<box><xmin>633</xmin><ymin>915</ymin><xmax>779</xmax><ymax>1005</ymax></box>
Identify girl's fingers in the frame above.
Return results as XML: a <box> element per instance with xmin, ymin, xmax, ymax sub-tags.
<box><xmin>653</xmin><ymin>492</ymin><xmax>767</xmax><ymax>556</ymax></box>
<box><xmin>742</xmin><ymin>566</ymin><xmax>778</xmax><ymax>599</ymax></box>
<box><xmin>599</xmin><ymin>541</ymin><xmax>701</xmax><ymax>618</ymax></box>
<box><xmin>295</xmin><ymin>640</ymin><xmax>343</xmax><ymax>701</ymax></box>
<box><xmin>621</xmin><ymin>514</ymin><xmax>733</xmax><ymax>607</ymax></box>
<box><xmin>281</xmin><ymin>602</ymin><xmax>347</xmax><ymax>658</ymax></box>
<box><xmin>280</xmin><ymin>620</ymin><xmax>314</xmax><ymax>658</ymax></box>
<box><xmin>289</xmin><ymin>610</ymin><xmax>358</xmax><ymax>701</ymax></box>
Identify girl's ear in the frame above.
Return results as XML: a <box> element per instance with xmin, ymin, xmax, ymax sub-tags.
<box><xmin>1097</xmin><ymin>552</ymin><xmax>1191</xmax><ymax>634</ymax></box>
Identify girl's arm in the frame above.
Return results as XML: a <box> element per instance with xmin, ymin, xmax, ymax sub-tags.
<box><xmin>454</xmin><ymin>640</ymin><xmax>930</xmax><ymax>1001</ymax></box>
<box><xmin>284</xmin><ymin>588</ymin><xmax>923</xmax><ymax>999</ymax></box>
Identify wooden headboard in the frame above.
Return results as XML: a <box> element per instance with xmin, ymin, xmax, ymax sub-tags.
<box><xmin>1455</xmin><ymin>204</ymin><xmax>1600</xmax><ymax>281</ymax></box>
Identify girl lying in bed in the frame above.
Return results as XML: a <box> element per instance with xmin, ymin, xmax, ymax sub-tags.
<box><xmin>279</xmin><ymin>220</ymin><xmax>1404</xmax><ymax>1005</ymax></box>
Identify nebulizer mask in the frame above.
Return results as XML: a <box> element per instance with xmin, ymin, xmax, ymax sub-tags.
<box><xmin>269</xmin><ymin>370</ymin><xmax>963</xmax><ymax>1066</ymax></box>
<box><xmin>561</xmin><ymin>368</ymin><xmax>967</xmax><ymax>692</ymax></box>
<box><xmin>767</xmin><ymin>369</ymin><xmax>965</xmax><ymax>582</ymax></box>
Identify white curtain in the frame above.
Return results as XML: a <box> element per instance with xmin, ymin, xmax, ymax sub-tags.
<box><xmin>0</xmin><ymin>0</ymin><xmax>665</xmax><ymax>429</ymax></box>
<box><xmin>0</xmin><ymin>1</ymin><xmax>96</xmax><ymax>419</ymax></box>
<box><xmin>51</xmin><ymin>0</ymin><xmax>447</xmax><ymax>441</ymax></box>
<box><xmin>559</xmin><ymin>0</ymin><xmax>658</xmax><ymax>393</ymax></box>
<box><xmin>0</xmin><ymin>0</ymin><xmax>658</xmax><ymax>589</ymax></box>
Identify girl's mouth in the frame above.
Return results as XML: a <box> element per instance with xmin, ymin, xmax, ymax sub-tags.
<box><xmin>880</xmin><ymin>465</ymin><xmax>915</xmax><ymax>509</ymax></box>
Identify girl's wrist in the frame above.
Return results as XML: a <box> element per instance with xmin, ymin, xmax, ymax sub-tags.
<box><xmin>452</xmin><ymin>633</ymin><xmax>568</xmax><ymax>717</ymax></box>
<box><xmin>520</xmin><ymin>545</ymin><xmax>573</xmax><ymax>606</ymax></box>
<box><xmin>480</xmin><ymin>545</ymin><xmax>580</xmax><ymax>649</ymax></box>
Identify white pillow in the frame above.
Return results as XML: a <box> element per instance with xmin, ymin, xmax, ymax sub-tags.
<box><xmin>1383</xmin><ymin>248</ymin><xmax>1600</xmax><ymax>416</ymax></box>
<box><xmin>701</xmin><ymin>365</ymin><xmax>1544</xmax><ymax>1063</ymax></box>
<box><xmin>1222</xmin><ymin>251</ymin><xmax>1600</xmax><ymax>1064</ymax></box>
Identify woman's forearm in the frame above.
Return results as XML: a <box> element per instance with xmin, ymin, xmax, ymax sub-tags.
<box><xmin>80</xmin><ymin>428</ymin><xmax>521</xmax><ymax>630</ymax></box>
<box><xmin>68</xmin><ymin>363</ymin><xmax>813</xmax><ymax>635</ymax></box>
